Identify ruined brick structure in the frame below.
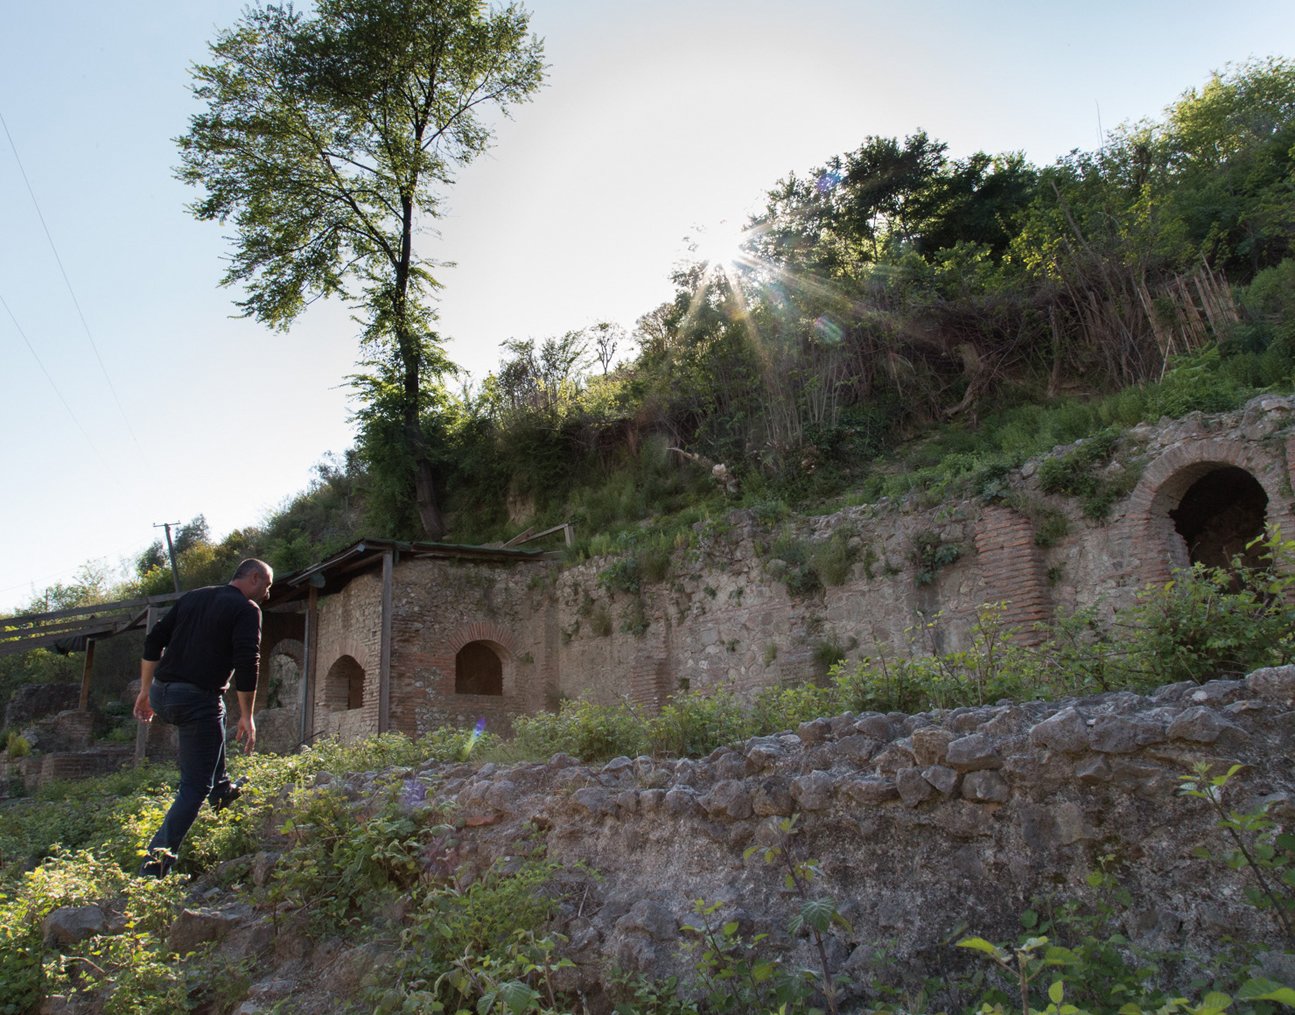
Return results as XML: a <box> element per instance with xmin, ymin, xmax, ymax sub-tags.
<box><xmin>246</xmin><ymin>395</ymin><xmax>1295</xmax><ymax>751</ymax></box>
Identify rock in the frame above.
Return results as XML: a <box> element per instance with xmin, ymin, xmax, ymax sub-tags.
<box><xmin>1246</xmin><ymin>666</ymin><xmax>1295</xmax><ymax>704</ymax></box>
<box><xmin>791</xmin><ymin>770</ymin><xmax>835</xmax><ymax>811</ymax></box>
<box><xmin>167</xmin><ymin>904</ymin><xmax>254</xmax><ymax>954</ymax></box>
<box><xmin>961</xmin><ymin>770</ymin><xmax>1010</xmax><ymax>803</ymax></box>
<box><xmin>701</xmin><ymin>779</ymin><xmax>754</xmax><ymax>820</ymax></box>
<box><xmin>834</xmin><ymin>734</ymin><xmax>881</xmax><ymax>765</ymax></box>
<box><xmin>1088</xmin><ymin>716</ymin><xmax>1141</xmax><ymax>754</ymax></box>
<box><xmin>922</xmin><ymin>764</ymin><xmax>959</xmax><ymax>796</ymax></box>
<box><xmin>664</xmin><ymin>786</ymin><xmax>700</xmax><ymax>817</ymax></box>
<box><xmin>841</xmin><ymin>775</ymin><xmax>899</xmax><ymax>806</ymax></box>
<box><xmin>1166</xmin><ymin>707</ymin><xmax>1233</xmax><ymax>744</ymax></box>
<box><xmin>853</xmin><ymin>714</ymin><xmax>897</xmax><ymax>741</ymax></box>
<box><xmin>910</xmin><ymin>727</ymin><xmax>955</xmax><ymax>766</ymax></box>
<box><xmin>1075</xmin><ymin>756</ymin><xmax>1111</xmax><ymax>784</ymax></box>
<box><xmin>569</xmin><ymin>787</ymin><xmax>616</xmax><ymax>818</ymax></box>
<box><xmin>5</xmin><ymin>683</ymin><xmax>79</xmax><ymax>730</ymax></box>
<box><xmin>42</xmin><ymin>905</ymin><xmax>107</xmax><ymax>949</ymax></box>
<box><xmin>1188</xmin><ymin>680</ymin><xmax>1246</xmax><ymax>706</ymax></box>
<box><xmin>751</xmin><ymin>777</ymin><xmax>794</xmax><ymax>816</ymax></box>
<box><xmin>872</xmin><ymin>741</ymin><xmax>917</xmax><ymax>773</ymax></box>
<box><xmin>1029</xmin><ymin>707</ymin><xmax>1088</xmax><ymax>754</ymax></box>
<box><xmin>797</xmin><ymin>718</ymin><xmax>834</xmax><ymax>746</ymax></box>
<box><xmin>895</xmin><ymin>767</ymin><xmax>933</xmax><ymax>807</ymax></box>
<box><xmin>945</xmin><ymin>734</ymin><xmax>1001</xmax><ymax>772</ymax></box>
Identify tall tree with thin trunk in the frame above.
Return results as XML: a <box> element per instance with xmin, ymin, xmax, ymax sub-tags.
<box><xmin>177</xmin><ymin>0</ymin><xmax>545</xmax><ymax>538</ymax></box>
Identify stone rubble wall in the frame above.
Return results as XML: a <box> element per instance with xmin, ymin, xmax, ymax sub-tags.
<box><xmin>549</xmin><ymin>396</ymin><xmax>1295</xmax><ymax>711</ymax></box>
<box><xmin>428</xmin><ymin>668</ymin><xmax>1294</xmax><ymax>1002</ymax></box>
<box><xmin>134</xmin><ymin>666</ymin><xmax>1295</xmax><ymax>1013</ymax></box>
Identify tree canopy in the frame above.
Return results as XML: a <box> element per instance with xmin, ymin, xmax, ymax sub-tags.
<box><xmin>177</xmin><ymin>0</ymin><xmax>545</xmax><ymax>538</ymax></box>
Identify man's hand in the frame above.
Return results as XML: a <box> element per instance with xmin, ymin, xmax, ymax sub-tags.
<box><xmin>235</xmin><ymin>712</ymin><xmax>256</xmax><ymax>753</ymax></box>
<box><xmin>133</xmin><ymin>688</ymin><xmax>154</xmax><ymax>723</ymax></box>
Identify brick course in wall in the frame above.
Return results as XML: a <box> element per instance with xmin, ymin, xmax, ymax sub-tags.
<box><xmin>974</xmin><ymin>505</ymin><xmax>1052</xmax><ymax>642</ymax></box>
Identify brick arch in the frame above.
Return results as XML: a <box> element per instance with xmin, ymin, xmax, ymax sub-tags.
<box><xmin>446</xmin><ymin>621</ymin><xmax>521</xmax><ymax>659</ymax></box>
<box><xmin>1119</xmin><ymin>437</ymin><xmax>1295</xmax><ymax>586</ymax></box>
<box><xmin>427</xmin><ymin>621</ymin><xmax>521</xmax><ymax>690</ymax></box>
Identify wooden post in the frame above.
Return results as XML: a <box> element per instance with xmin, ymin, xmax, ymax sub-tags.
<box><xmin>378</xmin><ymin>548</ymin><xmax>394</xmax><ymax>733</ymax></box>
<box><xmin>302</xmin><ymin>585</ymin><xmax>319</xmax><ymax>746</ymax></box>
<box><xmin>78</xmin><ymin>639</ymin><xmax>96</xmax><ymax>710</ymax></box>
<box><xmin>135</xmin><ymin>606</ymin><xmax>164</xmax><ymax>764</ymax></box>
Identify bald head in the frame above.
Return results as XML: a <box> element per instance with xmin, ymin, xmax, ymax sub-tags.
<box><xmin>229</xmin><ymin>559</ymin><xmax>273</xmax><ymax>602</ymax></box>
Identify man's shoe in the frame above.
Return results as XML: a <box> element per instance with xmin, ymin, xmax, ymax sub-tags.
<box><xmin>138</xmin><ymin>849</ymin><xmax>175</xmax><ymax>879</ymax></box>
<box><xmin>211</xmin><ymin>775</ymin><xmax>249</xmax><ymax>813</ymax></box>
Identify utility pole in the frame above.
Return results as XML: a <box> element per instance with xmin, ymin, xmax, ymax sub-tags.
<box><xmin>154</xmin><ymin>521</ymin><xmax>182</xmax><ymax>593</ymax></box>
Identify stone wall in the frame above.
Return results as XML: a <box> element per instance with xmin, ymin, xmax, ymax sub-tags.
<box><xmin>292</xmin><ymin>395</ymin><xmax>1295</xmax><ymax>741</ymax></box>
<box><xmin>547</xmin><ymin>396</ymin><xmax>1295</xmax><ymax>711</ymax></box>
<box><xmin>147</xmin><ymin>666</ymin><xmax>1295</xmax><ymax>1013</ymax></box>
<box><xmin>445</xmin><ymin>667</ymin><xmax>1295</xmax><ymax>1003</ymax></box>
<box><xmin>388</xmin><ymin>557</ymin><xmax>556</xmax><ymax>736</ymax></box>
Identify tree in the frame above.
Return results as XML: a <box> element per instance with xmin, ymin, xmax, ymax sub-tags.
<box><xmin>1157</xmin><ymin>57</ymin><xmax>1295</xmax><ymax>277</ymax></box>
<box><xmin>177</xmin><ymin>0</ymin><xmax>545</xmax><ymax>539</ymax></box>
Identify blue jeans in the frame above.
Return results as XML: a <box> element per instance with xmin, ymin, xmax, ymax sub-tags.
<box><xmin>145</xmin><ymin>680</ymin><xmax>232</xmax><ymax>860</ymax></box>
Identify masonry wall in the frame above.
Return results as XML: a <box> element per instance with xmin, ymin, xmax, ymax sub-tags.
<box><xmin>387</xmin><ymin>557</ymin><xmax>556</xmax><ymax>737</ymax></box>
<box><xmin>313</xmin><ymin>572</ymin><xmax>384</xmax><ymax>743</ymax></box>
<box><xmin>305</xmin><ymin>396</ymin><xmax>1295</xmax><ymax>737</ymax></box>
<box><xmin>551</xmin><ymin>396</ymin><xmax>1295</xmax><ymax>710</ymax></box>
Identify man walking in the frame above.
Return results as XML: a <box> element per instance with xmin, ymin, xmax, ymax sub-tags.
<box><xmin>133</xmin><ymin>558</ymin><xmax>273</xmax><ymax>877</ymax></box>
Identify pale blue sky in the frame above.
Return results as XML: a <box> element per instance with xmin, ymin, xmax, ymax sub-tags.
<box><xmin>2</xmin><ymin>0</ymin><xmax>1292</xmax><ymax>609</ymax></box>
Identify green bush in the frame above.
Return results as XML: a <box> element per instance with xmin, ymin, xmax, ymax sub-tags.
<box><xmin>649</xmin><ymin>691</ymin><xmax>753</xmax><ymax>757</ymax></box>
<box><xmin>809</xmin><ymin>529</ymin><xmax>857</xmax><ymax>587</ymax></box>
<box><xmin>1113</xmin><ymin>539</ymin><xmax>1295</xmax><ymax>687</ymax></box>
<box><xmin>1036</xmin><ymin>429</ymin><xmax>1138</xmax><ymax>520</ymax></box>
<box><xmin>509</xmin><ymin>699</ymin><xmax>649</xmax><ymax>762</ymax></box>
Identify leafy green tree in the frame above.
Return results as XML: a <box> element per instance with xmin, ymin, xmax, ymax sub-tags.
<box><xmin>1156</xmin><ymin>57</ymin><xmax>1295</xmax><ymax>277</ymax></box>
<box><xmin>177</xmin><ymin>0</ymin><xmax>545</xmax><ymax>539</ymax></box>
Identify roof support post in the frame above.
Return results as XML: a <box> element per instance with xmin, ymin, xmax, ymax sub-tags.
<box><xmin>135</xmin><ymin>606</ymin><xmax>164</xmax><ymax>764</ymax></box>
<box><xmin>378</xmin><ymin>548</ymin><xmax>394</xmax><ymax>733</ymax></box>
<box><xmin>78</xmin><ymin>638</ymin><xmax>96</xmax><ymax>710</ymax></box>
<box><xmin>302</xmin><ymin>585</ymin><xmax>319</xmax><ymax>747</ymax></box>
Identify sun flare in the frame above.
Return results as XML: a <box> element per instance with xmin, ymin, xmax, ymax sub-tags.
<box><xmin>692</xmin><ymin>218</ymin><xmax>752</xmax><ymax>276</ymax></box>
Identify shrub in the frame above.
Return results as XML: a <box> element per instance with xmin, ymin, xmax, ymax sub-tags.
<box><xmin>909</xmin><ymin>530</ymin><xmax>963</xmax><ymax>585</ymax></box>
<box><xmin>1111</xmin><ymin>532</ymin><xmax>1295</xmax><ymax>687</ymax></box>
<box><xmin>509</xmin><ymin>699</ymin><xmax>648</xmax><ymax>761</ymax></box>
<box><xmin>648</xmin><ymin>691</ymin><xmax>753</xmax><ymax>757</ymax></box>
<box><xmin>809</xmin><ymin>530</ymin><xmax>857</xmax><ymax>587</ymax></box>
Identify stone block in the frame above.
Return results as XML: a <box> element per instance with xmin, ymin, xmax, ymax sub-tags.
<box><xmin>945</xmin><ymin>734</ymin><xmax>1001</xmax><ymax>772</ymax></box>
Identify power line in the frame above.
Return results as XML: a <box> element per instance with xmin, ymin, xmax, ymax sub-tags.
<box><xmin>0</xmin><ymin>290</ymin><xmax>104</xmax><ymax>461</ymax></box>
<box><xmin>0</xmin><ymin>108</ymin><xmax>145</xmax><ymax>454</ymax></box>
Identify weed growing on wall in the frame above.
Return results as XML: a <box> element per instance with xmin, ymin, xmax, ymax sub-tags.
<box><xmin>1036</xmin><ymin>429</ymin><xmax>1142</xmax><ymax>521</ymax></box>
<box><xmin>909</xmin><ymin>530</ymin><xmax>963</xmax><ymax>585</ymax></box>
<box><xmin>1179</xmin><ymin>763</ymin><xmax>1295</xmax><ymax>948</ymax></box>
<box><xmin>363</xmin><ymin>858</ymin><xmax>568</xmax><ymax>1013</ymax></box>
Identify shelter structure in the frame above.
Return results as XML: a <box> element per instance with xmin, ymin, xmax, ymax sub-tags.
<box><xmin>259</xmin><ymin>538</ymin><xmax>558</xmax><ymax>749</ymax></box>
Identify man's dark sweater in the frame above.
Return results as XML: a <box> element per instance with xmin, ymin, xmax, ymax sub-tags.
<box><xmin>143</xmin><ymin>584</ymin><xmax>262</xmax><ymax>694</ymax></box>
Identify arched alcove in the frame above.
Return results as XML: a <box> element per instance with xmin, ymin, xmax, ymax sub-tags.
<box><xmin>1169</xmin><ymin>466</ymin><xmax>1268</xmax><ymax>570</ymax></box>
<box><xmin>324</xmin><ymin>655</ymin><xmax>365</xmax><ymax>710</ymax></box>
<box><xmin>455</xmin><ymin>641</ymin><xmax>503</xmax><ymax>695</ymax></box>
<box><xmin>264</xmin><ymin>639</ymin><xmax>304</xmax><ymax>711</ymax></box>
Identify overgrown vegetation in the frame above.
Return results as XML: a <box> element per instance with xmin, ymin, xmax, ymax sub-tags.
<box><xmin>3</xmin><ymin>45</ymin><xmax>1295</xmax><ymax>1015</ymax></box>
<box><xmin>3</xmin><ymin>549</ymin><xmax>1293</xmax><ymax>1013</ymax></box>
<box><xmin>5</xmin><ymin>58</ymin><xmax>1295</xmax><ymax>635</ymax></box>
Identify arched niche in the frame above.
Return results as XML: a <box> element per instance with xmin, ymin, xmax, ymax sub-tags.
<box><xmin>324</xmin><ymin>654</ymin><xmax>365</xmax><ymax>711</ymax></box>
<box><xmin>455</xmin><ymin>641</ymin><xmax>504</xmax><ymax>696</ymax></box>
<box><xmin>1169</xmin><ymin>466</ymin><xmax>1269</xmax><ymax>570</ymax></box>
